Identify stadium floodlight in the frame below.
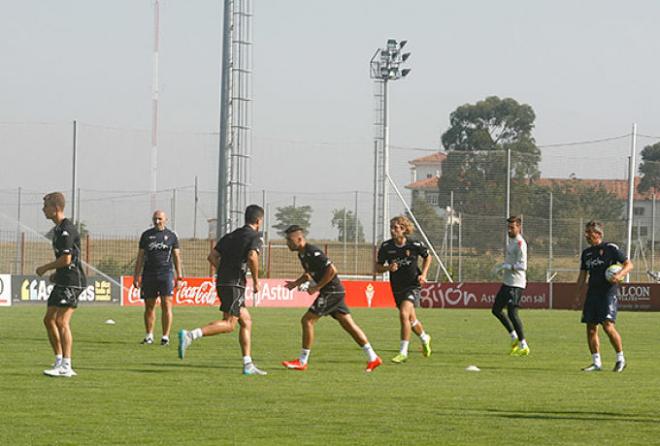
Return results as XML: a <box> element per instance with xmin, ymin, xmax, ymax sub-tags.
<box><xmin>369</xmin><ymin>38</ymin><xmax>411</xmax><ymax>246</ymax></box>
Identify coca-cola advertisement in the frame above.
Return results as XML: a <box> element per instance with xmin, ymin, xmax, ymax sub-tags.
<box><xmin>121</xmin><ymin>277</ymin><xmax>316</xmax><ymax>308</ymax></box>
<box><xmin>419</xmin><ymin>283</ymin><xmax>549</xmax><ymax>309</ymax></box>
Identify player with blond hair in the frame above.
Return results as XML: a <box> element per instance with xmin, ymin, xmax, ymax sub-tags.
<box><xmin>375</xmin><ymin>215</ymin><xmax>432</xmax><ymax>363</ymax></box>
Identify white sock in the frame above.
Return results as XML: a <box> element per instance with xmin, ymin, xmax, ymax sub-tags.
<box><xmin>592</xmin><ymin>353</ymin><xmax>602</xmax><ymax>367</ymax></box>
<box><xmin>419</xmin><ymin>332</ymin><xmax>430</xmax><ymax>344</ymax></box>
<box><xmin>145</xmin><ymin>333</ymin><xmax>154</xmax><ymax>341</ymax></box>
<box><xmin>243</xmin><ymin>355</ymin><xmax>252</xmax><ymax>366</ymax></box>
<box><xmin>616</xmin><ymin>351</ymin><xmax>625</xmax><ymax>363</ymax></box>
<box><xmin>399</xmin><ymin>340</ymin><xmax>410</xmax><ymax>355</ymax></box>
<box><xmin>362</xmin><ymin>343</ymin><xmax>378</xmax><ymax>362</ymax></box>
<box><xmin>54</xmin><ymin>355</ymin><xmax>63</xmax><ymax>367</ymax></box>
<box><xmin>519</xmin><ymin>339</ymin><xmax>528</xmax><ymax>349</ymax></box>
<box><xmin>191</xmin><ymin>328</ymin><xmax>203</xmax><ymax>340</ymax></box>
<box><xmin>510</xmin><ymin>331</ymin><xmax>518</xmax><ymax>341</ymax></box>
<box><xmin>161</xmin><ymin>335</ymin><xmax>169</xmax><ymax>341</ymax></box>
<box><xmin>300</xmin><ymin>348</ymin><xmax>311</xmax><ymax>365</ymax></box>
<box><xmin>62</xmin><ymin>357</ymin><xmax>71</xmax><ymax>369</ymax></box>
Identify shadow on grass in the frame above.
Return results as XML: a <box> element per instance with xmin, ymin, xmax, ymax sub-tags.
<box><xmin>484</xmin><ymin>408</ymin><xmax>660</xmax><ymax>424</ymax></box>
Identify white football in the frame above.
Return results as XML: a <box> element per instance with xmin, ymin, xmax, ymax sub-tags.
<box><xmin>605</xmin><ymin>263</ymin><xmax>623</xmax><ymax>282</ymax></box>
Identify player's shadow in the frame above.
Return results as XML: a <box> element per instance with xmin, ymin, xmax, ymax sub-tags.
<box><xmin>485</xmin><ymin>408</ymin><xmax>660</xmax><ymax>424</ymax></box>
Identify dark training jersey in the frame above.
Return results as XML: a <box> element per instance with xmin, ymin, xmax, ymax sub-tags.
<box><xmin>214</xmin><ymin>225</ymin><xmax>262</xmax><ymax>287</ymax></box>
<box><xmin>51</xmin><ymin>218</ymin><xmax>86</xmax><ymax>288</ymax></box>
<box><xmin>580</xmin><ymin>242</ymin><xmax>627</xmax><ymax>296</ymax></box>
<box><xmin>138</xmin><ymin>227</ymin><xmax>179</xmax><ymax>278</ymax></box>
<box><xmin>297</xmin><ymin>244</ymin><xmax>343</xmax><ymax>293</ymax></box>
<box><xmin>377</xmin><ymin>238</ymin><xmax>429</xmax><ymax>293</ymax></box>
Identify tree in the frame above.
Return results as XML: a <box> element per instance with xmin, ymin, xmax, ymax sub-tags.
<box><xmin>408</xmin><ymin>197</ymin><xmax>445</xmax><ymax>247</ymax></box>
<box><xmin>438</xmin><ymin>96</ymin><xmax>541</xmax><ymax>213</ymax></box>
<box><xmin>331</xmin><ymin>209</ymin><xmax>365</xmax><ymax>243</ymax></box>
<box><xmin>272</xmin><ymin>204</ymin><xmax>313</xmax><ymax>237</ymax></box>
<box><xmin>638</xmin><ymin>142</ymin><xmax>660</xmax><ymax>194</ymax></box>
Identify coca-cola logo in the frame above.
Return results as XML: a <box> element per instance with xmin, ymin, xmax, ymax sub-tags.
<box><xmin>420</xmin><ymin>283</ymin><xmax>477</xmax><ymax>308</ymax></box>
<box><xmin>126</xmin><ymin>285</ymin><xmax>141</xmax><ymax>304</ymax></box>
<box><xmin>175</xmin><ymin>280</ymin><xmax>218</xmax><ymax>305</ymax></box>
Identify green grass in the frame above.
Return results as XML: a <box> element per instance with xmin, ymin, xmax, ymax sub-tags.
<box><xmin>2</xmin><ymin>306</ymin><xmax>659</xmax><ymax>445</ymax></box>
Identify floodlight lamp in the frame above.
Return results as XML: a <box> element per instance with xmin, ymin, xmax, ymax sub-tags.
<box><xmin>387</xmin><ymin>39</ymin><xmax>397</xmax><ymax>50</ymax></box>
<box><xmin>401</xmin><ymin>68</ymin><xmax>411</xmax><ymax>77</ymax></box>
<box><xmin>401</xmin><ymin>52</ymin><xmax>411</xmax><ymax>62</ymax></box>
<box><xmin>388</xmin><ymin>69</ymin><xmax>398</xmax><ymax>80</ymax></box>
<box><xmin>399</xmin><ymin>40</ymin><xmax>407</xmax><ymax>49</ymax></box>
<box><xmin>380</xmin><ymin>66</ymin><xmax>389</xmax><ymax>78</ymax></box>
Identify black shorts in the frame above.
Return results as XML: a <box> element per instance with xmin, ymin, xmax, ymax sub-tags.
<box><xmin>141</xmin><ymin>274</ymin><xmax>174</xmax><ymax>300</ymax></box>
<box><xmin>217</xmin><ymin>285</ymin><xmax>245</xmax><ymax>317</ymax></box>
<box><xmin>309</xmin><ymin>290</ymin><xmax>350</xmax><ymax>318</ymax></box>
<box><xmin>47</xmin><ymin>285</ymin><xmax>84</xmax><ymax>309</ymax></box>
<box><xmin>393</xmin><ymin>287</ymin><xmax>421</xmax><ymax>308</ymax></box>
<box><xmin>493</xmin><ymin>285</ymin><xmax>524</xmax><ymax>311</ymax></box>
<box><xmin>582</xmin><ymin>292</ymin><xmax>618</xmax><ymax>324</ymax></box>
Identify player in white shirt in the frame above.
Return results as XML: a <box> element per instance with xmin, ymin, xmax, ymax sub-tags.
<box><xmin>492</xmin><ymin>216</ymin><xmax>530</xmax><ymax>356</ymax></box>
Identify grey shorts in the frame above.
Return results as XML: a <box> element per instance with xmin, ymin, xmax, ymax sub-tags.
<box><xmin>393</xmin><ymin>288</ymin><xmax>421</xmax><ymax>308</ymax></box>
<box><xmin>217</xmin><ymin>285</ymin><xmax>245</xmax><ymax>317</ymax></box>
<box><xmin>309</xmin><ymin>290</ymin><xmax>350</xmax><ymax>318</ymax></box>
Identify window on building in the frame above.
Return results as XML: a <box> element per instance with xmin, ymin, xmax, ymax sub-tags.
<box><xmin>426</xmin><ymin>173</ymin><xmax>433</xmax><ymax>179</ymax></box>
<box><xmin>634</xmin><ymin>207</ymin><xmax>645</xmax><ymax>216</ymax></box>
<box><xmin>426</xmin><ymin>193</ymin><xmax>439</xmax><ymax>206</ymax></box>
<box><xmin>639</xmin><ymin>226</ymin><xmax>649</xmax><ymax>237</ymax></box>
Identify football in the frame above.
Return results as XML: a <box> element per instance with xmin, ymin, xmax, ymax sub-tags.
<box><xmin>605</xmin><ymin>263</ymin><xmax>623</xmax><ymax>283</ymax></box>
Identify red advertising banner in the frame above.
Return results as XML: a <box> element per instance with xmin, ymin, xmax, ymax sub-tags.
<box><xmin>120</xmin><ymin>277</ymin><xmax>660</xmax><ymax>311</ymax></box>
<box><xmin>343</xmin><ymin>281</ymin><xmax>395</xmax><ymax>308</ymax></box>
<box><xmin>419</xmin><ymin>282</ymin><xmax>549</xmax><ymax>309</ymax></box>
<box><xmin>551</xmin><ymin>283</ymin><xmax>660</xmax><ymax>311</ymax></box>
<box><xmin>120</xmin><ymin>277</ymin><xmax>316</xmax><ymax>308</ymax></box>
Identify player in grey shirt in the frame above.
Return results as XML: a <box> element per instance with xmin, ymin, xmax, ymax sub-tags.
<box><xmin>492</xmin><ymin>216</ymin><xmax>530</xmax><ymax>356</ymax></box>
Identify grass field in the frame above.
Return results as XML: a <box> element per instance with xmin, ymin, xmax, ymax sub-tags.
<box><xmin>2</xmin><ymin>306</ymin><xmax>659</xmax><ymax>445</ymax></box>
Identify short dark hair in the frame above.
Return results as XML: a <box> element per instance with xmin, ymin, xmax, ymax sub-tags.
<box><xmin>284</xmin><ymin>225</ymin><xmax>305</xmax><ymax>236</ymax></box>
<box><xmin>43</xmin><ymin>192</ymin><xmax>65</xmax><ymax>210</ymax></box>
<box><xmin>507</xmin><ymin>215</ymin><xmax>521</xmax><ymax>226</ymax></box>
<box><xmin>245</xmin><ymin>205</ymin><xmax>264</xmax><ymax>224</ymax></box>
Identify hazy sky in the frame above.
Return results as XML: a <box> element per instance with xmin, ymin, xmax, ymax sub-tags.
<box><xmin>1</xmin><ymin>0</ymin><xmax>659</xmax><ymax>238</ymax></box>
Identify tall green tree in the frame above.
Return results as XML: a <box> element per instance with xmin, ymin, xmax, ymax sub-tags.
<box><xmin>638</xmin><ymin>142</ymin><xmax>660</xmax><ymax>194</ymax></box>
<box><xmin>438</xmin><ymin>96</ymin><xmax>541</xmax><ymax>213</ymax></box>
<box><xmin>331</xmin><ymin>208</ymin><xmax>365</xmax><ymax>242</ymax></box>
<box><xmin>272</xmin><ymin>204</ymin><xmax>313</xmax><ymax>237</ymax></box>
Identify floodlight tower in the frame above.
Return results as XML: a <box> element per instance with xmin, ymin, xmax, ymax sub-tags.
<box><xmin>217</xmin><ymin>0</ymin><xmax>253</xmax><ymax>238</ymax></box>
<box><xmin>370</xmin><ymin>39</ymin><xmax>411</xmax><ymax>244</ymax></box>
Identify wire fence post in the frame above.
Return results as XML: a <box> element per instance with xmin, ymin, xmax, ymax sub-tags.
<box><xmin>548</xmin><ymin>192</ymin><xmax>553</xmax><ymax>281</ymax></box>
<box><xmin>14</xmin><ymin>186</ymin><xmax>21</xmax><ymax>275</ymax></box>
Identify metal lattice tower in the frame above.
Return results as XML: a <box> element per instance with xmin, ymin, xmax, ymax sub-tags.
<box><xmin>217</xmin><ymin>0</ymin><xmax>253</xmax><ymax>238</ymax></box>
<box><xmin>372</xmin><ymin>79</ymin><xmax>386</xmax><ymax>245</ymax></box>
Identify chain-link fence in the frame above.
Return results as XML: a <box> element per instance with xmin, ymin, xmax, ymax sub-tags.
<box><xmin>3</xmin><ymin>121</ymin><xmax>660</xmax><ymax>282</ymax></box>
